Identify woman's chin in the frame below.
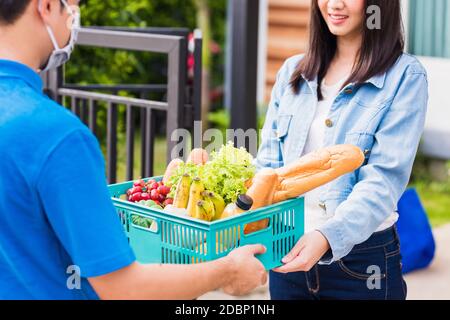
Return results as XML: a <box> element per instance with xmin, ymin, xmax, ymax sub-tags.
<box><xmin>327</xmin><ymin>24</ymin><xmax>359</xmax><ymax>38</ymax></box>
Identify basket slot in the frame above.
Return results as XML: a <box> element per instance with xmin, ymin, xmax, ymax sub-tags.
<box><xmin>200</xmin><ymin>231</ymin><xmax>205</xmax><ymax>255</ymax></box>
<box><xmin>161</xmin><ymin>222</ymin><xmax>166</xmax><ymax>243</ymax></box>
<box><xmin>194</xmin><ymin>230</ymin><xmax>199</xmax><ymax>254</ymax></box>
<box><xmin>170</xmin><ymin>223</ymin><xmax>174</xmax><ymax>245</ymax></box>
<box><xmin>284</xmin><ymin>211</ymin><xmax>288</xmax><ymax>233</ymax></box>
<box><xmin>181</xmin><ymin>227</ymin><xmax>185</xmax><ymax>248</ymax></box>
<box><xmin>290</xmin><ymin>210</ymin><xmax>294</xmax><ymax>230</ymax></box>
<box><xmin>273</xmin><ymin>212</ymin><xmax>279</xmax><ymax>236</ymax></box>
<box><xmin>233</xmin><ymin>226</ymin><xmax>239</xmax><ymax>248</ymax></box>
<box><xmin>176</xmin><ymin>225</ymin><xmax>181</xmax><ymax>247</ymax></box>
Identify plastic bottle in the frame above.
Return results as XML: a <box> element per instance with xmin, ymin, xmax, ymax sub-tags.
<box><xmin>221</xmin><ymin>194</ymin><xmax>254</xmax><ymax>219</ymax></box>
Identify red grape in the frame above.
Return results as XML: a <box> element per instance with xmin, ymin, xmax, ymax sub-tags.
<box><xmin>158</xmin><ymin>185</ymin><xmax>171</xmax><ymax>196</ymax></box>
<box><xmin>129</xmin><ymin>186</ymin><xmax>142</xmax><ymax>195</ymax></box>
<box><xmin>141</xmin><ymin>193</ymin><xmax>151</xmax><ymax>201</ymax></box>
<box><xmin>150</xmin><ymin>182</ymin><xmax>159</xmax><ymax>190</ymax></box>
<box><xmin>133</xmin><ymin>180</ymin><xmax>145</xmax><ymax>187</ymax></box>
<box><xmin>131</xmin><ymin>192</ymin><xmax>142</xmax><ymax>202</ymax></box>
<box><xmin>150</xmin><ymin>189</ymin><xmax>160</xmax><ymax>201</ymax></box>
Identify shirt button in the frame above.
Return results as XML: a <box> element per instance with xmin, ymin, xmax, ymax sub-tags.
<box><xmin>325</xmin><ymin>119</ymin><xmax>333</xmax><ymax>128</ymax></box>
<box><xmin>319</xmin><ymin>202</ymin><xmax>327</xmax><ymax>210</ymax></box>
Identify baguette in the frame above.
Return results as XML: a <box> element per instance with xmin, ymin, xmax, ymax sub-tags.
<box><xmin>244</xmin><ymin>168</ymin><xmax>278</xmax><ymax>234</ymax></box>
<box><xmin>272</xmin><ymin>144</ymin><xmax>365</xmax><ymax>203</ymax></box>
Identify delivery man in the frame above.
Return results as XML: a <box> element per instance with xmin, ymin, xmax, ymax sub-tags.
<box><xmin>0</xmin><ymin>0</ymin><xmax>267</xmax><ymax>299</ymax></box>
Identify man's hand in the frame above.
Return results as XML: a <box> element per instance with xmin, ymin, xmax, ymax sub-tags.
<box><xmin>221</xmin><ymin>244</ymin><xmax>268</xmax><ymax>296</ymax></box>
<box><xmin>273</xmin><ymin>231</ymin><xmax>330</xmax><ymax>273</ymax></box>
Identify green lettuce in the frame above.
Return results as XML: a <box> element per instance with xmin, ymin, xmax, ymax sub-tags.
<box><xmin>168</xmin><ymin>142</ymin><xmax>256</xmax><ymax>204</ymax></box>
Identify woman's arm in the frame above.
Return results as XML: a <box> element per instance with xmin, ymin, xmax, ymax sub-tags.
<box><xmin>317</xmin><ymin>69</ymin><xmax>429</xmax><ymax>263</ymax></box>
<box><xmin>274</xmin><ymin>67</ymin><xmax>429</xmax><ymax>273</ymax></box>
<box><xmin>254</xmin><ymin>59</ymin><xmax>293</xmax><ymax>171</ymax></box>
<box><xmin>88</xmin><ymin>244</ymin><xmax>267</xmax><ymax>300</ymax></box>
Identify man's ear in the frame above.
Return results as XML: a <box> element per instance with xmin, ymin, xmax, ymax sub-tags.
<box><xmin>37</xmin><ymin>0</ymin><xmax>62</xmax><ymax>25</ymax></box>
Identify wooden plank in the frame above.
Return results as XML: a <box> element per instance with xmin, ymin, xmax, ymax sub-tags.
<box><xmin>268</xmin><ymin>0</ymin><xmax>310</xmax><ymax>9</ymax></box>
<box><xmin>265</xmin><ymin>0</ymin><xmax>311</xmax><ymax>101</ymax></box>
<box><xmin>268</xmin><ymin>8</ymin><xmax>310</xmax><ymax>27</ymax></box>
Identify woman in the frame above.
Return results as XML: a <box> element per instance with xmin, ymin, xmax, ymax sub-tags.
<box><xmin>255</xmin><ymin>0</ymin><xmax>428</xmax><ymax>300</ymax></box>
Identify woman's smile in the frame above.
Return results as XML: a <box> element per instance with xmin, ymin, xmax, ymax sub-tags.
<box><xmin>328</xmin><ymin>13</ymin><xmax>349</xmax><ymax>25</ymax></box>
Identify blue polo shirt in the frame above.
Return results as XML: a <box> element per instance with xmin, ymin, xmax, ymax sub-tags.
<box><xmin>0</xmin><ymin>60</ymin><xmax>136</xmax><ymax>299</ymax></box>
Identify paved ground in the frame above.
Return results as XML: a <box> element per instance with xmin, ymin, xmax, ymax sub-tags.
<box><xmin>403</xmin><ymin>223</ymin><xmax>450</xmax><ymax>300</ymax></box>
<box><xmin>199</xmin><ymin>224</ymin><xmax>450</xmax><ymax>300</ymax></box>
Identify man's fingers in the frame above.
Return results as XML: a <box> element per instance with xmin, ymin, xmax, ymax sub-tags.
<box><xmin>261</xmin><ymin>271</ymin><xmax>268</xmax><ymax>285</ymax></box>
<box><xmin>245</xmin><ymin>244</ymin><xmax>267</xmax><ymax>256</ymax></box>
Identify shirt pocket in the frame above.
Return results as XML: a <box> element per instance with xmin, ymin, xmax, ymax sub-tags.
<box><xmin>276</xmin><ymin>114</ymin><xmax>293</xmax><ymax>161</ymax></box>
<box><xmin>276</xmin><ymin>114</ymin><xmax>293</xmax><ymax>141</ymax></box>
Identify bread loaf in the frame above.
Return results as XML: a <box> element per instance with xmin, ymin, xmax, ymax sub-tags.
<box><xmin>272</xmin><ymin>144</ymin><xmax>364</xmax><ymax>203</ymax></box>
<box><xmin>187</xmin><ymin>148</ymin><xmax>209</xmax><ymax>165</ymax></box>
<box><xmin>244</xmin><ymin>168</ymin><xmax>279</xmax><ymax>234</ymax></box>
<box><xmin>162</xmin><ymin>158</ymin><xmax>184</xmax><ymax>186</ymax></box>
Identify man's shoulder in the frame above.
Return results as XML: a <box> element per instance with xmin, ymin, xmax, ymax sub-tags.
<box><xmin>3</xmin><ymin>85</ymin><xmax>88</xmax><ymax>137</ymax></box>
<box><xmin>0</xmin><ymin>85</ymin><xmax>95</xmax><ymax>160</ymax></box>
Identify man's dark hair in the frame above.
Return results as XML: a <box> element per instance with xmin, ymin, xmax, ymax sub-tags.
<box><xmin>0</xmin><ymin>0</ymin><xmax>32</xmax><ymax>25</ymax></box>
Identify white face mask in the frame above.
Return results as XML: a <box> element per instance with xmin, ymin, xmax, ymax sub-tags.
<box><xmin>39</xmin><ymin>0</ymin><xmax>81</xmax><ymax>72</ymax></box>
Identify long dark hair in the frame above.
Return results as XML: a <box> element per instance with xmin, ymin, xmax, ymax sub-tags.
<box><xmin>290</xmin><ymin>0</ymin><xmax>404</xmax><ymax>99</ymax></box>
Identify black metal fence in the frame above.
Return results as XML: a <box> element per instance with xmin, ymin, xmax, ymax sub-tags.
<box><xmin>43</xmin><ymin>28</ymin><xmax>202</xmax><ymax>184</ymax></box>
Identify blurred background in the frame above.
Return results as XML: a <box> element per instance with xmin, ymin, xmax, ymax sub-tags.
<box><xmin>56</xmin><ymin>0</ymin><xmax>449</xmax><ymax>299</ymax></box>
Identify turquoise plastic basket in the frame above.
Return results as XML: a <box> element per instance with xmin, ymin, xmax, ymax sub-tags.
<box><xmin>108</xmin><ymin>177</ymin><xmax>304</xmax><ymax>270</ymax></box>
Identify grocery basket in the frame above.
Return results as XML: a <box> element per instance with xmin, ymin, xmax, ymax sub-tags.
<box><xmin>108</xmin><ymin>177</ymin><xmax>304</xmax><ymax>270</ymax></box>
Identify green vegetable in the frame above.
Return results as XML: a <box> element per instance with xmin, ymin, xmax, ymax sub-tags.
<box><xmin>168</xmin><ymin>142</ymin><xmax>256</xmax><ymax>204</ymax></box>
<box><xmin>145</xmin><ymin>200</ymin><xmax>157</xmax><ymax>207</ymax></box>
<box><xmin>138</xmin><ymin>200</ymin><xmax>157</xmax><ymax>207</ymax></box>
<box><xmin>131</xmin><ymin>215</ymin><xmax>153</xmax><ymax>229</ymax></box>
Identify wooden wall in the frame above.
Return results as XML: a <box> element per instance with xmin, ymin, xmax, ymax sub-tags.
<box><xmin>265</xmin><ymin>0</ymin><xmax>311</xmax><ymax>101</ymax></box>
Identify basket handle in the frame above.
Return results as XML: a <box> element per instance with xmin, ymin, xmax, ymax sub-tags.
<box><xmin>241</xmin><ymin>219</ymin><xmax>272</xmax><ymax>239</ymax></box>
<box><xmin>130</xmin><ymin>214</ymin><xmax>160</xmax><ymax>234</ymax></box>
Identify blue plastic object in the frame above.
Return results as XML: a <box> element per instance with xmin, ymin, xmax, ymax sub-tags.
<box><xmin>108</xmin><ymin>177</ymin><xmax>305</xmax><ymax>270</ymax></box>
<box><xmin>397</xmin><ymin>188</ymin><xmax>435</xmax><ymax>273</ymax></box>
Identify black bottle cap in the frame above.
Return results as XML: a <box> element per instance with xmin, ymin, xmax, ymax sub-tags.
<box><xmin>236</xmin><ymin>194</ymin><xmax>253</xmax><ymax>211</ymax></box>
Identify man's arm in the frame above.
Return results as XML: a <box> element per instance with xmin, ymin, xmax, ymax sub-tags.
<box><xmin>36</xmin><ymin>129</ymin><xmax>267</xmax><ymax>299</ymax></box>
<box><xmin>89</xmin><ymin>245</ymin><xmax>267</xmax><ymax>300</ymax></box>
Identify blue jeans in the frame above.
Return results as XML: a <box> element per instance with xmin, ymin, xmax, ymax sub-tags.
<box><xmin>270</xmin><ymin>226</ymin><xmax>407</xmax><ymax>300</ymax></box>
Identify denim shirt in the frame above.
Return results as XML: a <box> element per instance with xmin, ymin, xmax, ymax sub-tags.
<box><xmin>255</xmin><ymin>53</ymin><xmax>429</xmax><ymax>263</ymax></box>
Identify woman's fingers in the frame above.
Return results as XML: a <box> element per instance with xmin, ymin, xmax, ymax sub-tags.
<box><xmin>281</xmin><ymin>237</ymin><xmax>305</xmax><ymax>264</ymax></box>
<box><xmin>273</xmin><ymin>255</ymin><xmax>310</xmax><ymax>273</ymax></box>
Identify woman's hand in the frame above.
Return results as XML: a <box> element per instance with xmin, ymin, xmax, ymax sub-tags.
<box><xmin>273</xmin><ymin>231</ymin><xmax>330</xmax><ymax>273</ymax></box>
